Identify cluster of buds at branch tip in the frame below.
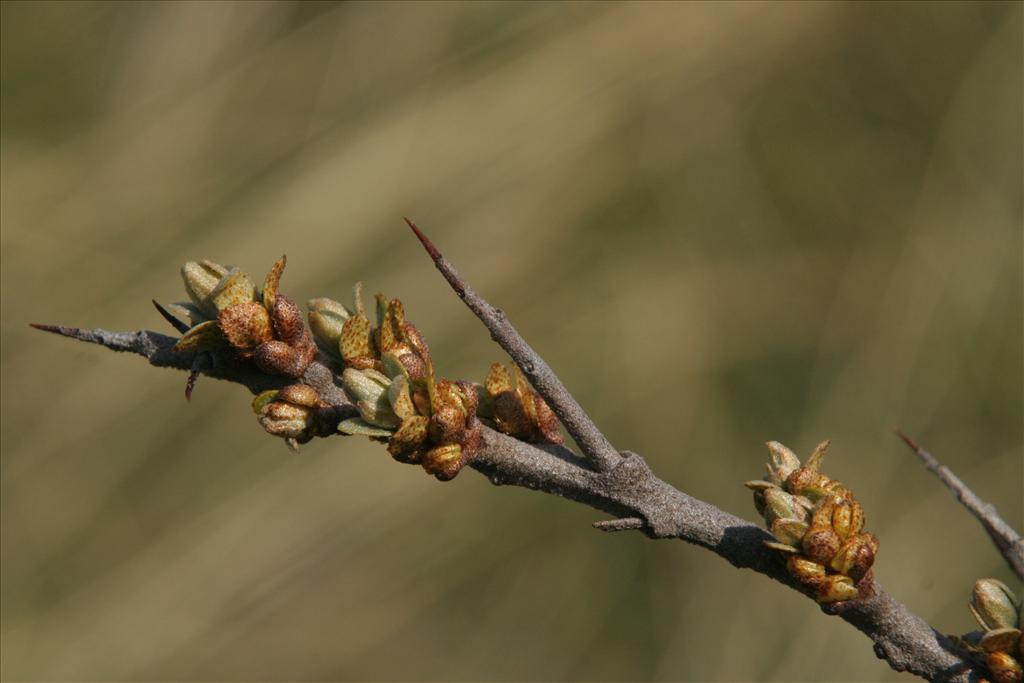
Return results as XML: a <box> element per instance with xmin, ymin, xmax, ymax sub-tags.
<box><xmin>745</xmin><ymin>441</ymin><xmax>879</xmax><ymax>603</ymax></box>
<box><xmin>953</xmin><ymin>579</ymin><xmax>1024</xmax><ymax>683</ymax></box>
<box><xmin>483</xmin><ymin>362</ymin><xmax>562</xmax><ymax>445</ymax></box>
<box><xmin>252</xmin><ymin>383</ymin><xmax>335</xmax><ymax>451</ymax></box>
<box><xmin>332</xmin><ymin>285</ymin><xmax>481</xmax><ymax>480</ymax></box>
<box><xmin>159</xmin><ymin>257</ymin><xmax>317</xmax><ymax>396</ymax></box>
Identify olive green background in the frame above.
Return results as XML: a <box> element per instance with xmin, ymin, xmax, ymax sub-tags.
<box><xmin>2</xmin><ymin>2</ymin><xmax>1021</xmax><ymax>681</ymax></box>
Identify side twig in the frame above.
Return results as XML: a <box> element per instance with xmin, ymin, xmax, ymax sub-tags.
<box><xmin>896</xmin><ymin>429</ymin><xmax>1024</xmax><ymax>581</ymax></box>
<box><xmin>404</xmin><ymin>217</ymin><xmax>621</xmax><ymax>473</ymax></box>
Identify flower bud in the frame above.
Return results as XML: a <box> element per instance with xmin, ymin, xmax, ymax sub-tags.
<box><xmin>208</xmin><ymin>268</ymin><xmax>257</xmax><ymax>314</ymax></box>
<box><xmin>423</xmin><ymin>443</ymin><xmax>464</xmax><ymax>481</ymax></box>
<box><xmin>762</xmin><ymin>487</ymin><xmax>808</xmax><ymax>526</ymax></box>
<box><xmin>182</xmin><ymin>260</ymin><xmax>229</xmax><ymax>315</ymax></box>
<box><xmin>258</xmin><ymin>400</ymin><xmax>313</xmax><ymax>440</ymax></box>
<box><xmin>307</xmin><ymin>297</ymin><xmax>351</xmax><ymax>360</ymax></box>
<box><xmin>986</xmin><ymin>651</ymin><xmax>1023</xmax><ymax>683</ymax></box>
<box><xmin>218</xmin><ymin>301</ymin><xmax>273</xmax><ymax>350</ymax></box>
<box><xmin>341</xmin><ymin>368</ymin><xmax>390</xmax><ymax>404</ymax></box>
<box><xmin>971</xmin><ymin>579</ymin><xmax>1022</xmax><ymax>632</ymax></box>
<box><xmin>766</xmin><ymin>441</ymin><xmax>801</xmax><ymax>485</ymax></box>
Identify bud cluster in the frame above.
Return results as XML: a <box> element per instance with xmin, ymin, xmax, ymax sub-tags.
<box><xmin>170</xmin><ymin>257</ymin><xmax>316</xmax><ymax>378</ymax></box>
<box><xmin>954</xmin><ymin>579</ymin><xmax>1024</xmax><ymax>683</ymax></box>
<box><xmin>329</xmin><ymin>286</ymin><xmax>482</xmax><ymax>480</ymax></box>
<box><xmin>745</xmin><ymin>441</ymin><xmax>879</xmax><ymax>603</ymax></box>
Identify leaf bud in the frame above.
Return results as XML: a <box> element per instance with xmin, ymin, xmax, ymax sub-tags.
<box><xmin>207</xmin><ymin>268</ymin><xmax>257</xmax><ymax>315</ymax></box>
<box><xmin>181</xmin><ymin>260</ymin><xmax>229</xmax><ymax>315</ymax></box>
<box><xmin>307</xmin><ymin>297</ymin><xmax>351</xmax><ymax>360</ymax></box>
<box><xmin>766</xmin><ymin>441</ymin><xmax>801</xmax><ymax>485</ymax></box>
<box><xmin>972</xmin><ymin>579</ymin><xmax>1022</xmax><ymax>632</ymax></box>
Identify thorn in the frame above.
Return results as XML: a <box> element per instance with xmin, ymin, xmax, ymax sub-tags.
<box><xmin>894</xmin><ymin>428</ymin><xmax>920</xmax><ymax>453</ymax></box>
<box><xmin>593</xmin><ymin>517</ymin><xmax>644</xmax><ymax>532</ymax></box>
<box><xmin>185</xmin><ymin>369</ymin><xmax>199</xmax><ymax>401</ymax></box>
<box><xmin>30</xmin><ymin>322</ymin><xmax>82</xmax><ymax>337</ymax></box>
<box><xmin>404</xmin><ymin>217</ymin><xmax>441</xmax><ymax>261</ymax></box>
<box><xmin>152</xmin><ymin>300</ymin><xmax>190</xmax><ymax>334</ymax></box>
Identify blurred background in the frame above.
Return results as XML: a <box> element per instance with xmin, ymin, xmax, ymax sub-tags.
<box><xmin>2</xmin><ymin>1</ymin><xmax>1021</xmax><ymax>680</ymax></box>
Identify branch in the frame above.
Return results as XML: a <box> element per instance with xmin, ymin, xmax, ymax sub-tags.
<box><xmin>405</xmin><ymin>217</ymin><xmax>621</xmax><ymax>473</ymax></box>
<box><xmin>897</xmin><ymin>430</ymin><xmax>1024</xmax><ymax>581</ymax></box>
<box><xmin>32</xmin><ymin>330</ymin><xmax>983</xmax><ymax>682</ymax></box>
<box><xmin>29</xmin><ymin>323</ymin><xmax>355</xmax><ymax>424</ymax></box>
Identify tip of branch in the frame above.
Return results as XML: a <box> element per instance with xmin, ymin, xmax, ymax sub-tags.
<box><xmin>152</xmin><ymin>300</ymin><xmax>190</xmax><ymax>334</ymax></box>
<box><xmin>404</xmin><ymin>217</ymin><xmax>441</xmax><ymax>262</ymax></box>
<box><xmin>30</xmin><ymin>323</ymin><xmax>84</xmax><ymax>339</ymax></box>
<box><xmin>894</xmin><ymin>428</ymin><xmax>921</xmax><ymax>453</ymax></box>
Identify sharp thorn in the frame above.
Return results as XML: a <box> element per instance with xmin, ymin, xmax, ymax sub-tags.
<box><xmin>185</xmin><ymin>369</ymin><xmax>199</xmax><ymax>401</ymax></box>
<box><xmin>30</xmin><ymin>323</ymin><xmax>82</xmax><ymax>337</ymax></box>
<box><xmin>894</xmin><ymin>428</ymin><xmax>920</xmax><ymax>453</ymax></box>
<box><xmin>404</xmin><ymin>217</ymin><xmax>441</xmax><ymax>261</ymax></box>
<box><xmin>152</xmin><ymin>300</ymin><xmax>191</xmax><ymax>334</ymax></box>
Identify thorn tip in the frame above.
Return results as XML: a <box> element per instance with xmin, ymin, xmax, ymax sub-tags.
<box><xmin>404</xmin><ymin>217</ymin><xmax>441</xmax><ymax>261</ymax></box>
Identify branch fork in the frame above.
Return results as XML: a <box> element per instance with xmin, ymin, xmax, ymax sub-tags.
<box><xmin>30</xmin><ymin>220</ymin><xmax>1015</xmax><ymax>683</ymax></box>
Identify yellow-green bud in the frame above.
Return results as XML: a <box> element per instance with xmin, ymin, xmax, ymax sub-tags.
<box><xmin>766</xmin><ymin>441</ymin><xmax>801</xmax><ymax>486</ymax></box>
<box><xmin>182</xmin><ymin>260</ymin><xmax>229</xmax><ymax>315</ymax></box>
<box><xmin>342</xmin><ymin>368</ymin><xmax>399</xmax><ymax>428</ymax></box>
<box><xmin>307</xmin><ymin>297</ymin><xmax>352</xmax><ymax>361</ymax></box>
<box><xmin>207</xmin><ymin>268</ymin><xmax>256</xmax><ymax>314</ymax></box>
<box><xmin>971</xmin><ymin>579</ymin><xmax>1022</xmax><ymax>632</ymax></box>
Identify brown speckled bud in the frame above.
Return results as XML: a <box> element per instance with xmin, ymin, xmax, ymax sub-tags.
<box><xmin>829</xmin><ymin>533</ymin><xmax>878</xmax><ymax>582</ymax></box>
<box><xmin>218</xmin><ymin>302</ymin><xmax>273</xmax><ymax>350</ymax></box>
<box><xmin>787</xmin><ymin>555</ymin><xmax>826</xmax><ymax>582</ymax></box>
<box><xmin>258</xmin><ymin>400</ymin><xmax>313</xmax><ymax>440</ymax></box>
<box><xmin>429</xmin><ymin>403</ymin><xmax>465</xmax><ymax>444</ymax></box>
<box><xmin>423</xmin><ymin>443</ymin><xmax>464</xmax><ymax>481</ymax></box>
<box><xmin>532</xmin><ymin>395</ymin><xmax>563</xmax><ymax>444</ymax></box>
<box><xmin>341</xmin><ymin>314</ymin><xmax>374</xmax><ymax>367</ymax></box>
<box><xmin>986</xmin><ymin>651</ymin><xmax>1023</xmax><ymax>683</ymax></box>
<box><xmin>208</xmin><ymin>268</ymin><xmax>257</xmax><ymax>314</ymax></box>
<box><xmin>802</xmin><ymin>526</ymin><xmax>841</xmax><ymax>565</ymax></box>
<box><xmin>254</xmin><ymin>339</ymin><xmax>316</xmax><ymax>378</ymax></box>
<box><xmin>815</xmin><ymin>574</ymin><xmax>859</xmax><ymax>603</ymax></box>
<box><xmin>278</xmin><ymin>383</ymin><xmax>320</xmax><ymax>408</ymax></box>
<box><xmin>460</xmin><ymin>418</ymin><xmax>483</xmax><ymax>461</ymax></box>
<box><xmin>388</xmin><ymin>415</ymin><xmax>429</xmax><ymax>464</ymax></box>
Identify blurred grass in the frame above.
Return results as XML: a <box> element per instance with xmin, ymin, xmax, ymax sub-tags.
<box><xmin>1</xmin><ymin>1</ymin><xmax>1020</xmax><ymax>681</ymax></box>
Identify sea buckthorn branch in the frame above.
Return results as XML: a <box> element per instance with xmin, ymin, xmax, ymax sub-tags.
<box><xmin>897</xmin><ymin>430</ymin><xmax>1024</xmax><ymax>582</ymax></box>
<box><xmin>31</xmin><ymin>234</ymin><xmax>987</xmax><ymax>681</ymax></box>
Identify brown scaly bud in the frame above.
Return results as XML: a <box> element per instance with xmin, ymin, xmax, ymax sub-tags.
<box><xmin>987</xmin><ymin>651</ymin><xmax>1023</xmax><ymax>683</ymax></box>
<box><xmin>748</xmin><ymin>440</ymin><xmax>878</xmax><ymax>603</ymax></box>
<box><xmin>253</xmin><ymin>383</ymin><xmax>329</xmax><ymax>450</ymax></box>
<box><xmin>484</xmin><ymin>362</ymin><xmax>562</xmax><ymax>444</ymax></box>
<box><xmin>166</xmin><ymin>256</ymin><xmax>317</xmax><ymax>393</ymax></box>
